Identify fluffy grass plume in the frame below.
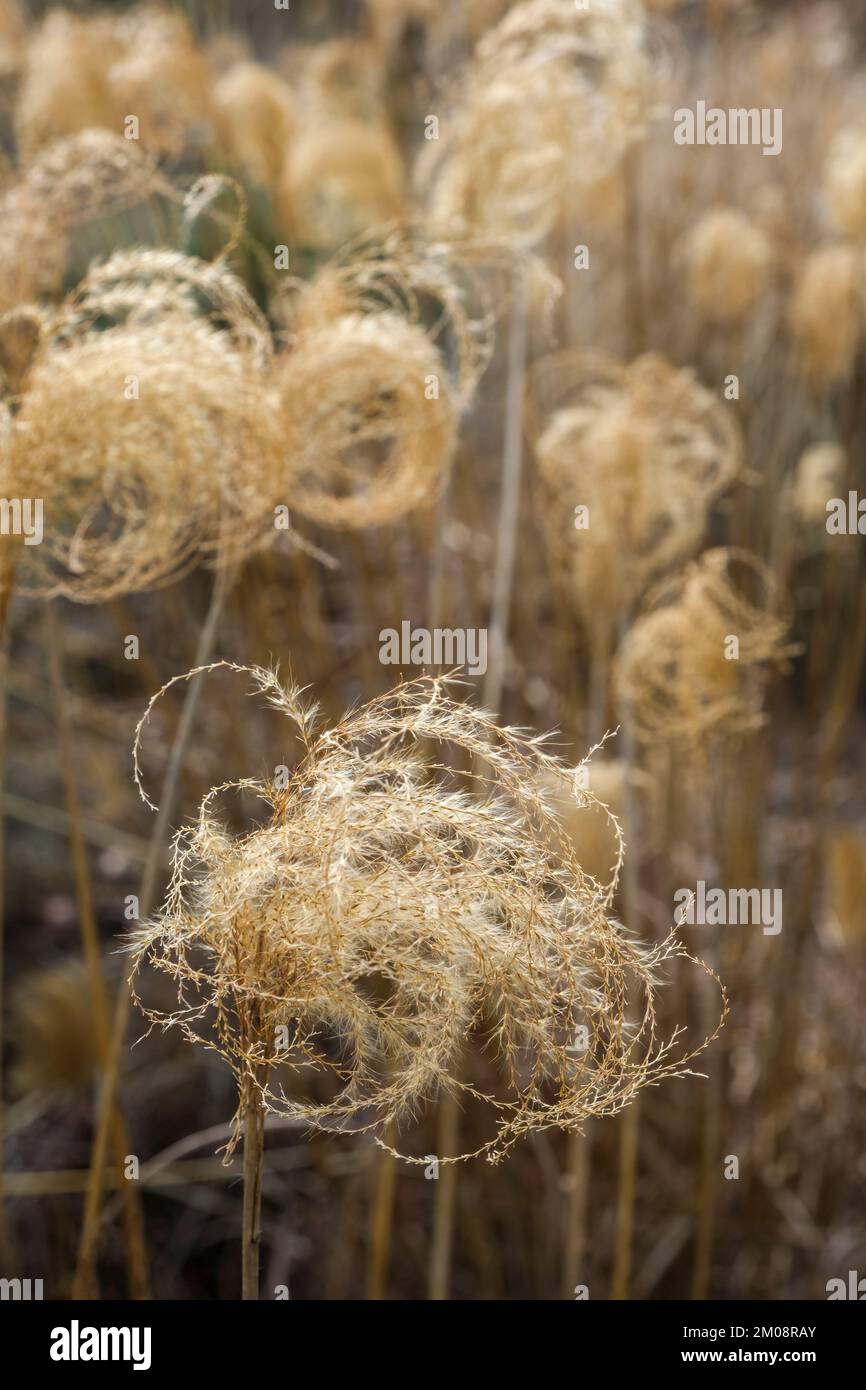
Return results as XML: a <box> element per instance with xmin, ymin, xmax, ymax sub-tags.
<box><xmin>422</xmin><ymin>0</ymin><xmax>657</xmax><ymax>245</ymax></box>
<box><xmin>680</xmin><ymin>207</ymin><xmax>774</xmax><ymax>327</ymax></box>
<box><xmin>790</xmin><ymin>245</ymin><xmax>863</xmax><ymax>394</ymax></box>
<box><xmin>532</xmin><ymin>350</ymin><xmax>741</xmax><ymax>658</ymax></box>
<box><xmin>615</xmin><ymin>548</ymin><xmax>793</xmax><ymax>744</ymax></box>
<box><xmin>130</xmin><ymin>663</ymin><xmax>725</xmax><ymax>1164</ymax></box>
<box><xmin>10</xmin><ymin>249</ymin><xmax>282</xmax><ymax>600</ymax></box>
<box><xmin>0</xmin><ymin>130</ymin><xmax>168</xmax><ymax>315</ymax></box>
<box><xmin>16</xmin><ymin>5</ymin><xmax>212</xmax><ymax>160</ymax></box>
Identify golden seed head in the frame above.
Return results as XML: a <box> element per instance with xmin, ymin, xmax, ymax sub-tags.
<box><xmin>824</xmin><ymin>128</ymin><xmax>866</xmax><ymax>240</ymax></box>
<box><xmin>533</xmin><ymin>350</ymin><xmax>741</xmax><ymax>648</ymax></box>
<box><xmin>790</xmin><ymin>244</ymin><xmax>863</xmax><ymax>393</ymax></box>
<box><xmin>130</xmin><ymin>664</ymin><xmax>724</xmax><ymax>1161</ymax></box>
<box><xmin>788</xmin><ymin>442</ymin><xmax>847</xmax><ymax>531</ymax></box>
<box><xmin>616</xmin><ymin>549</ymin><xmax>792</xmax><ymax>745</ymax></box>
<box><xmin>681</xmin><ymin>207</ymin><xmax>774</xmax><ymax>326</ymax></box>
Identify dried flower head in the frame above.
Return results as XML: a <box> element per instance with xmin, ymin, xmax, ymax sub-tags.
<box><xmin>213</xmin><ymin>62</ymin><xmax>297</xmax><ymax>198</ymax></box>
<box><xmin>680</xmin><ymin>207</ymin><xmax>774</xmax><ymax>326</ymax></box>
<box><xmin>271</xmin><ymin>225</ymin><xmax>519</xmax><ymax>529</ymax></box>
<box><xmin>105</xmin><ymin>5</ymin><xmax>213</xmax><ymax>159</ymax></box>
<box><xmin>274</xmin><ymin>310</ymin><xmax>455</xmax><ymax>530</ymax></box>
<box><xmin>0</xmin><ymin>131</ymin><xmax>168</xmax><ymax>315</ymax></box>
<box><xmin>790</xmin><ymin>244</ymin><xmax>863</xmax><ymax>392</ymax></box>
<box><xmin>19</xmin><ymin>128</ymin><xmax>169</xmax><ymax>226</ymax></box>
<box><xmin>0</xmin><ymin>0</ymin><xmax>25</xmax><ymax>79</ymax></box>
<box><xmin>16</xmin><ymin>9</ymin><xmax>119</xmax><ymax>156</ymax></box>
<box><xmin>130</xmin><ymin>663</ymin><xmax>724</xmax><ymax>1162</ymax></box>
<box><xmin>50</xmin><ymin>246</ymin><xmax>273</xmax><ymax>368</ymax></box>
<box><xmin>532</xmin><ymin>351</ymin><xmax>741</xmax><ymax>657</ymax></box>
<box><xmin>787</xmin><ymin>442</ymin><xmax>847</xmax><ymax>535</ymax></box>
<box><xmin>823</xmin><ymin>128</ymin><xmax>866</xmax><ymax>240</ymax></box>
<box><xmin>425</xmin><ymin>62</ymin><xmax>577</xmax><ymax>247</ymax></box>
<box><xmin>10</xmin><ymin>250</ymin><xmax>281</xmax><ymax>600</ymax></box>
<box><xmin>0</xmin><ymin>304</ymin><xmax>43</xmax><ymax>395</ymax></box>
<box><xmin>422</xmin><ymin>0</ymin><xmax>658</xmax><ymax>245</ymax></box>
<box><xmin>615</xmin><ymin>549</ymin><xmax>792</xmax><ymax>744</ymax></box>
<box><xmin>299</xmin><ymin>38</ymin><xmax>387</xmax><ymax>122</ymax></box>
<box><xmin>286</xmin><ymin>224</ymin><xmax>506</xmax><ymax>408</ymax></box>
<box><xmin>17</xmin><ymin>5</ymin><xmax>212</xmax><ymax>159</ymax></box>
<box><xmin>278</xmin><ymin>118</ymin><xmax>406</xmax><ymax>251</ymax></box>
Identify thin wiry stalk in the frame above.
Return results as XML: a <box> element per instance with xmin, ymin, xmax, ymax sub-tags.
<box><xmin>609</xmin><ymin>689</ymin><xmax>642</xmax><ymax>1302</ymax></box>
<box><xmin>366</xmin><ymin>1123</ymin><xmax>397</xmax><ymax>1300</ymax></box>
<box><xmin>481</xmin><ymin>268</ymin><xmax>528</xmax><ymax>712</ymax></box>
<box><xmin>689</xmin><ymin>766</ymin><xmax>726</xmax><ymax>1302</ymax></box>
<box><xmin>561</xmin><ymin>653</ymin><xmax>612</xmax><ymax>1294</ymax></box>
<box><xmin>44</xmin><ymin>601</ymin><xmax>149</xmax><ymax>1301</ymax></box>
<box><xmin>241</xmin><ymin>1080</ymin><xmax>265</xmax><ymax>1301</ymax></box>
<box><xmin>73</xmin><ymin>565</ymin><xmax>233</xmax><ymax>1298</ymax></box>
<box><xmin>0</xmin><ymin>616</ymin><xmax>9</xmax><ymax>1273</ymax></box>
<box><xmin>610</xmin><ymin>1097</ymin><xmax>640</xmax><ymax>1300</ymax></box>
<box><xmin>691</xmin><ymin>1058</ymin><xmax>722</xmax><ymax>1299</ymax></box>
<box><xmin>428</xmin><ymin>1086</ymin><xmax>459</xmax><ymax>1300</ymax></box>
<box><xmin>429</xmin><ymin>269</ymin><xmax>527</xmax><ymax>1300</ymax></box>
<box><xmin>560</xmin><ymin>1124</ymin><xmax>592</xmax><ymax>1299</ymax></box>
<box><xmin>423</xmin><ymin>467</ymin><xmax>457</xmax><ymax>1300</ymax></box>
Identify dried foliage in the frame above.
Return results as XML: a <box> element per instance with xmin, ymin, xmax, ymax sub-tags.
<box><xmin>130</xmin><ymin>664</ymin><xmax>724</xmax><ymax>1162</ymax></box>
<box><xmin>615</xmin><ymin>549</ymin><xmax>793</xmax><ymax>744</ymax></box>
<box><xmin>680</xmin><ymin>207</ymin><xmax>774</xmax><ymax>327</ymax></box>
<box><xmin>279</xmin><ymin>119</ymin><xmax>406</xmax><ymax>252</ymax></box>
<box><xmin>17</xmin><ymin>6</ymin><xmax>212</xmax><ymax>160</ymax></box>
<box><xmin>10</xmin><ymin>249</ymin><xmax>282</xmax><ymax>600</ymax></box>
<box><xmin>274</xmin><ymin>310</ymin><xmax>455</xmax><ymax>530</ymax></box>
<box><xmin>823</xmin><ymin>127</ymin><xmax>866</xmax><ymax>240</ymax></box>
<box><xmin>532</xmin><ymin>351</ymin><xmax>741</xmax><ymax>658</ymax></box>
<box><xmin>213</xmin><ymin>62</ymin><xmax>297</xmax><ymax>199</ymax></box>
<box><xmin>3</xmin><ymin>0</ymin><xmax>864</xmax><ymax>1306</ymax></box>
<box><xmin>0</xmin><ymin>130</ymin><xmax>168</xmax><ymax>315</ymax></box>
<box><xmin>421</xmin><ymin>0</ymin><xmax>659</xmax><ymax>245</ymax></box>
<box><xmin>790</xmin><ymin>245</ymin><xmax>864</xmax><ymax>393</ymax></box>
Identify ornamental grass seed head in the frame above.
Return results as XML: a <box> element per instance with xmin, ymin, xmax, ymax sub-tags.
<box><xmin>17</xmin><ymin>5</ymin><xmax>212</xmax><ymax>160</ymax></box>
<box><xmin>680</xmin><ymin>207</ymin><xmax>774</xmax><ymax>327</ymax></box>
<box><xmin>615</xmin><ymin>548</ymin><xmax>793</xmax><ymax>745</ymax></box>
<box><xmin>10</xmin><ymin>248</ymin><xmax>283</xmax><ymax>600</ymax></box>
<box><xmin>0</xmin><ymin>130</ymin><xmax>169</xmax><ymax>315</ymax></box>
<box><xmin>790</xmin><ymin>244</ymin><xmax>864</xmax><ymax>393</ymax></box>
<box><xmin>272</xmin><ymin>226</ymin><xmax>509</xmax><ymax>528</ymax></box>
<box><xmin>422</xmin><ymin>0</ymin><xmax>660</xmax><ymax>246</ymax></box>
<box><xmin>130</xmin><ymin>663</ymin><xmax>725</xmax><ymax>1164</ymax></box>
<box><xmin>532</xmin><ymin>350</ymin><xmax>741</xmax><ymax>658</ymax></box>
